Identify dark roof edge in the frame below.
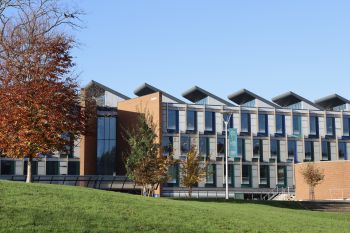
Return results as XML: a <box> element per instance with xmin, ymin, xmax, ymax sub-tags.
<box><xmin>84</xmin><ymin>80</ymin><xmax>130</xmax><ymax>100</ymax></box>
<box><xmin>228</xmin><ymin>89</ymin><xmax>280</xmax><ymax>108</ymax></box>
<box><xmin>315</xmin><ymin>94</ymin><xmax>350</xmax><ymax>106</ymax></box>
<box><xmin>272</xmin><ymin>91</ymin><xmax>323</xmax><ymax>110</ymax></box>
<box><xmin>182</xmin><ymin>86</ymin><xmax>235</xmax><ymax>106</ymax></box>
<box><xmin>134</xmin><ymin>83</ymin><xmax>185</xmax><ymax>104</ymax></box>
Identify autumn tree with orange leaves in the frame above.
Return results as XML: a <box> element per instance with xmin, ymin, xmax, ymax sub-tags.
<box><xmin>0</xmin><ymin>0</ymin><xmax>86</xmax><ymax>182</ymax></box>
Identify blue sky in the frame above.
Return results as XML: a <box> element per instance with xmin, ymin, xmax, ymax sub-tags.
<box><xmin>72</xmin><ymin>1</ymin><xmax>350</xmax><ymax>102</ymax></box>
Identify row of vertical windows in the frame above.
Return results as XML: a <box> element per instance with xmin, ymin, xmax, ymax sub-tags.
<box><xmin>164</xmin><ymin>136</ymin><xmax>348</xmax><ymax>162</ymax></box>
<box><xmin>166</xmin><ymin>110</ymin><xmax>350</xmax><ymax>138</ymax></box>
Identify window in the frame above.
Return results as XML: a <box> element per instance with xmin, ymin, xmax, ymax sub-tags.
<box><xmin>242</xmin><ymin>99</ymin><xmax>255</xmax><ymax>107</ymax></box>
<box><xmin>162</xmin><ymin>136</ymin><xmax>173</xmax><ymax>156</ymax></box>
<box><xmin>196</xmin><ymin>97</ymin><xmax>208</xmax><ymax>105</ymax></box>
<box><xmin>275</xmin><ymin>114</ymin><xmax>285</xmax><ymax>136</ymax></box>
<box><xmin>167</xmin><ymin>110</ymin><xmax>179</xmax><ymax>133</ymax></box>
<box><xmin>217</xmin><ymin>138</ymin><xmax>225</xmax><ymax>156</ymax></box>
<box><xmin>293</xmin><ymin>115</ymin><xmax>302</xmax><ymax>136</ymax></box>
<box><xmin>68</xmin><ymin>161</ymin><xmax>80</xmax><ymax>175</ymax></box>
<box><xmin>343</xmin><ymin>117</ymin><xmax>350</xmax><ymax>137</ymax></box>
<box><xmin>97</xmin><ymin>116</ymin><xmax>117</xmax><ymax>175</ymax></box>
<box><xmin>238</xmin><ymin>138</ymin><xmax>246</xmax><ymax>161</ymax></box>
<box><xmin>241</xmin><ymin>113</ymin><xmax>251</xmax><ymax>134</ymax></box>
<box><xmin>277</xmin><ymin>166</ymin><xmax>286</xmax><ymax>187</ymax></box>
<box><xmin>260</xmin><ymin>165</ymin><xmax>269</xmax><ymax>187</ymax></box>
<box><xmin>187</xmin><ymin>110</ymin><xmax>197</xmax><ymax>132</ymax></box>
<box><xmin>46</xmin><ymin>161</ymin><xmax>59</xmax><ymax>175</ymax></box>
<box><xmin>305</xmin><ymin>141</ymin><xmax>314</xmax><ymax>161</ymax></box>
<box><xmin>180</xmin><ymin>136</ymin><xmax>191</xmax><ymax>154</ymax></box>
<box><xmin>199</xmin><ymin>137</ymin><xmax>210</xmax><ymax>157</ymax></box>
<box><xmin>334</xmin><ymin>104</ymin><xmax>347</xmax><ymax>111</ymax></box>
<box><xmin>326</xmin><ymin>117</ymin><xmax>335</xmax><ymax>137</ymax></box>
<box><xmin>253</xmin><ymin>139</ymin><xmax>263</xmax><ymax>161</ymax></box>
<box><xmin>270</xmin><ymin>139</ymin><xmax>280</xmax><ymax>162</ymax></box>
<box><xmin>223</xmin><ymin>164</ymin><xmax>234</xmax><ymax>187</ymax></box>
<box><xmin>242</xmin><ymin>165</ymin><xmax>251</xmax><ymax>187</ymax></box>
<box><xmin>338</xmin><ymin>142</ymin><xmax>347</xmax><ymax>160</ymax></box>
<box><xmin>223</xmin><ymin>114</ymin><xmax>233</xmax><ymax>131</ymax></box>
<box><xmin>309</xmin><ymin>116</ymin><xmax>319</xmax><ymax>137</ymax></box>
<box><xmin>205</xmin><ymin>111</ymin><xmax>215</xmax><ymax>133</ymax></box>
<box><xmin>258</xmin><ymin>114</ymin><xmax>268</xmax><ymax>135</ymax></box>
<box><xmin>322</xmin><ymin>141</ymin><xmax>331</xmax><ymax>161</ymax></box>
<box><xmin>288</xmin><ymin>102</ymin><xmax>302</xmax><ymax>109</ymax></box>
<box><xmin>206</xmin><ymin>164</ymin><xmax>216</xmax><ymax>187</ymax></box>
<box><xmin>288</xmin><ymin>140</ymin><xmax>297</xmax><ymax>162</ymax></box>
<box><xmin>1</xmin><ymin>160</ymin><xmax>15</xmax><ymax>175</ymax></box>
<box><xmin>167</xmin><ymin>164</ymin><xmax>179</xmax><ymax>187</ymax></box>
<box><xmin>23</xmin><ymin>160</ymin><xmax>38</xmax><ymax>176</ymax></box>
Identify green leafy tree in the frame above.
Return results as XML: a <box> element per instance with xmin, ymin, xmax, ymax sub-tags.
<box><xmin>180</xmin><ymin>146</ymin><xmax>208</xmax><ymax>198</ymax></box>
<box><xmin>301</xmin><ymin>163</ymin><xmax>325</xmax><ymax>200</ymax></box>
<box><xmin>124</xmin><ymin>112</ymin><xmax>173</xmax><ymax>197</ymax></box>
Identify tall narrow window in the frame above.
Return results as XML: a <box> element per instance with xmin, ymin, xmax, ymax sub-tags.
<box><xmin>343</xmin><ymin>117</ymin><xmax>350</xmax><ymax>137</ymax></box>
<box><xmin>293</xmin><ymin>115</ymin><xmax>302</xmax><ymax>136</ymax></box>
<box><xmin>258</xmin><ymin>114</ymin><xmax>268</xmax><ymax>136</ymax></box>
<box><xmin>305</xmin><ymin>141</ymin><xmax>314</xmax><ymax>161</ymax></box>
<box><xmin>277</xmin><ymin>166</ymin><xmax>286</xmax><ymax>187</ymax></box>
<box><xmin>260</xmin><ymin>165</ymin><xmax>269</xmax><ymax>187</ymax></box>
<box><xmin>270</xmin><ymin>139</ymin><xmax>280</xmax><ymax>162</ymax></box>
<box><xmin>288</xmin><ymin>140</ymin><xmax>297</xmax><ymax>162</ymax></box>
<box><xmin>253</xmin><ymin>139</ymin><xmax>263</xmax><ymax>161</ymax></box>
<box><xmin>162</xmin><ymin>136</ymin><xmax>173</xmax><ymax>156</ymax></box>
<box><xmin>241</xmin><ymin>113</ymin><xmax>251</xmax><ymax>134</ymax></box>
<box><xmin>238</xmin><ymin>138</ymin><xmax>246</xmax><ymax>161</ymax></box>
<box><xmin>206</xmin><ymin>164</ymin><xmax>216</xmax><ymax>187</ymax></box>
<box><xmin>187</xmin><ymin>110</ymin><xmax>197</xmax><ymax>132</ymax></box>
<box><xmin>167</xmin><ymin>164</ymin><xmax>179</xmax><ymax>187</ymax></box>
<box><xmin>199</xmin><ymin>137</ymin><xmax>210</xmax><ymax>157</ymax></box>
<box><xmin>205</xmin><ymin>111</ymin><xmax>215</xmax><ymax>133</ymax></box>
<box><xmin>180</xmin><ymin>136</ymin><xmax>191</xmax><ymax>154</ymax></box>
<box><xmin>326</xmin><ymin>117</ymin><xmax>335</xmax><ymax>137</ymax></box>
<box><xmin>338</xmin><ymin>142</ymin><xmax>348</xmax><ymax>160</ymax></box>
<box><xmin>217</xmin><ymin>138</ymin><xmax>225</xmax><ymax>156</ymax></box>
<box><xmin>321</xmin><ymin>141</ymin><xmax>331</xmax><ymax>161</ymax></box>
<box><xmin>223</xmin><ymin>164</ymin><xmax>234</xmax><ymax>187</ymax></box>
<box><xmin>309</xmin><ymin>116</ymin><xmax>319</xmax><ymax>137</ymax></box>
<box><xmin>167</xmin><ymin>110</ymin><xmax>179</xmax><ymax>133</ymax></box>
<box><xmin>242</xmin><ymin>165</ymin><xmax>251</xmax><ymax>187</ymax></box>
<box><xmin>275</xmin><ymin>114</ymin><xmax>285</xmax><ymax>136</ymax></box>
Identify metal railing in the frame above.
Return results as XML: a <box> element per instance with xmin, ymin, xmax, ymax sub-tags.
<box><xmin>0</xmin><ymin>175</ymin><xmax>142</xmax><ymax>192</ymax></box>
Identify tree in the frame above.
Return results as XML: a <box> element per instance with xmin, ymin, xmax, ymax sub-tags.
<box><xmin>124</xmin><ymin>112</ymin><xmax>173</xmax><ymax>197</ymax></box>
<box><xmin>0</xmin><ymin>0</ymin><xmax>85</xmax><ymax>183</ymax></box>
<box><xmin>300</xmin><ymin>163</ymin><xmax>325</xmax><ymax>200</ymax></box>
<box><xmin>180</xmin><ymin>146</ymin><xmax>208</xmax><ymax>198</ymax></box>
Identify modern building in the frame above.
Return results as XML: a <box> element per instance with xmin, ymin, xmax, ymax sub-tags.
<box><xmin>1</xmin><ymin>80</ymin><xmax>349</xmax><ymax>199</ymax></box>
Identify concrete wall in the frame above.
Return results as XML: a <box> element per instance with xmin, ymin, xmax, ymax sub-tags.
<box><xmin>295</xmin><ymin>161</ymin><xmax>350</xmax><ymax>200</ymax></box>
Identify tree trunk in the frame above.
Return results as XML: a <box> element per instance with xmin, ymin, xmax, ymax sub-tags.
<box><xmin>26</xmin><ymin>156</ymin><xmax>33</xmax><ymax>183</ymax></box>
<box><xmin>309</xmin><ymin>186</ymin><xmax>315</xmax><ymax>200</ymax></box>
<box><xmin>189</xmin><ymin>186</ymin><xmax>192</xmax><ymax>198</ymax></box>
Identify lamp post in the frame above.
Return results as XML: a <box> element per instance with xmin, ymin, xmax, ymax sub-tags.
<box><xmin>223</xmin><ymin>113</ymin><xmax>232</xmax><ymax>200</ymax></box>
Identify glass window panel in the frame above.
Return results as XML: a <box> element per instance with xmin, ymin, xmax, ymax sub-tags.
<box><xmin>258</xmin><ymin>114</ymin><xmax>267</xmax><ymax>134</ymax></box>
<box><xmin>322</xmin><ymin>141</ymin><xmax>331</xmax><ymax>161</ymax></box>
<box><xmin>217</xmin><ymin>138</ymin><xmax>225</xmax><ymax>156</ymax></box>
<box><xmin>326</xmin><ymin>117</ymin><xmax>335</xmax><ymax>136</ymax></box>
<box><xmin>23</xmin><ymin>160</ymin><xmax>38</xmax><ymax>175</ymax></box>
<box><xmin>238</xmin><ymin>138</ymin><xmax>245</xmax><ymax>160</ymax></box>
<box><xmin>260</xmin><ymin>165</ymin><xmax>269</xmax><ymax>185</ymax></box>
<box><xmin>104</xmin><ymin>117</ymin><xmax>110</xmax><ymax>140</ymax></box>
<box><xmin>276</xmin><ymin>114</ymin><xmax>285</xmax><ymax>135</ymax></box>
<box><xmin>241</xmin><ymin>113</ymin><xmax>250</xmax><ymax>133</ymax></box>
<box><xmin>205</xmin><ymin>112</ymin><xmax>214</xmax><ymax>132</ymax></box>
<box><xmin>242</xmin><ymin>165</ymin><xmax>251</xmax><ymax>185</ymax></box>
<box><xmin>339</xmin><ymin>142</ymin><xmax>347</xmax><ymax>160</ymax></box>
<box><xmin>199</xmin><ymin>137</ymin><xmax>209</xmax><ymax>156</ymax></box>
<box><xmin>206</xmin><ymin>164</ymin><xmax>216</xmax><ymax>185</ymax></box>
<box><xmin>293</xmin><ymin>115</ymin><xmax>301</xmax><ymax>135</ymax></box>
<box><xmin>187</xmin><ymin>111</ymin><xmax>196</xmax><ymax>131</ymax></box>
<box><xmin>277</xmin><ymin>166</ymin><xmax>286</xmax><ymax>185</ymax></box>
<box><xmin>343</xmin><ymin>117</ymin><xmax>350</xmax><ymax>136</ymax></box>
<box><xmin>97</xmin><ymin>117</ymin><xmax>104</xmax><ymax>139</ymax></box>
<box><xmin>46</xmin><ymin>161</ymin><xmax>59</xmax><ymax>175</ymax></box>
<box><xmin>162</xmin><ymin>136</ymin><xmax>173</xmax><ymax>156</ymax></box>
<box><xmin>288</xmin><ymin>140</ymin><xmax>297</xmax><ymax>161</ymax></box>
<box><xmin>109</xmin><ymin>117</ymin><xmax>117</xmax><ymax>140</ymax></box>
<box><xmin>181</xmin><ymin>136</ymin><xmax>190</xmax><ymax>154</ymax></box>
<box><xmin>68</xmin><ymin>161</ymin><xmax>80</xmax><ymax>175</ymax></box>
<box><xmin>305</xmin><ymin>141</ymin><xmax>314</xmax><ymax>161</ymax></box>
<box><xmin>310</xmin><ymin>116</ymin><xmax>319</xmax><ymax>136</ymax></box>
<box><xmin>1</xmin><ymin>160</ymin><xmax>15</xmax><ymax>175</ymax></box>
<box><xmin>167</xmin><ymin>110</ymin><xmax>177</xmax><ymax>130</ymax></box>
<box><xmin>253</xmin><ymin>139</ymin><xmax>262</xmax><ymax>158</ymax></box>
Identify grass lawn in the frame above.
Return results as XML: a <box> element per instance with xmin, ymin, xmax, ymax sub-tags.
<box><xmin>0</xmin><ymin>181</ymin><xmax>349</xmax><ymax>233</ymax></box>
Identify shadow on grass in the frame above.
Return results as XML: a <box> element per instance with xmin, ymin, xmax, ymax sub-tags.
<box><xmin>168</xmin><ymin>198</ymin><xmax>304</xmax><ymax>210</ymax></box>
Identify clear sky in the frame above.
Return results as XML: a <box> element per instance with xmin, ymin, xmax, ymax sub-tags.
<box><xmin>72</xmin><ymin>1</ymin><xmax>350</xmax><ymax>102</ymax></box>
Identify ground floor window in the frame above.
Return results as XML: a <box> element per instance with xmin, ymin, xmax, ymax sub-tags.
<box><xmin>223</xmin><ymin>164</ymin><xmax>234</xmax><ymax>187</ymax></box>
<box><xmin>23</xmin><ymin>160</ymin><xmax>38</xmax><ymax>176</ymax></box>
<box><xmin>167</xmin><ymin>164</ymin><xmax>179</xmax><ymax>187</ymax></box>
<box><xmin>68</xmin><ymin>161</ymin><xmax>80</xmax><ymax>175</ymax></box>
<box><xmin>277</xmin><ymin>166</ymin><xmax>287</xmax><ymax>187</ymax></box>
<box><xmin>205</xmin><ymin>164</ymin><xmax>216</xmax><ymax>187</ymax></box>
<box><xmin>241</xmin><ymin>165</ymin><xmax>252</xmax><ymax>187</ymax></box>
<box><xmin>46</xmin><ymin>161</ymin><xmax>60</xmax><ymax>175</ymax></box>
<box><xmin>1</xmin><ymin>160</ymin><xmax>15</xmax><ymax>175</ymax></box>
<box><xmin>259</xmin><ymin>165</ymin><xmax>269</xmax><ymax>187</ymax></box>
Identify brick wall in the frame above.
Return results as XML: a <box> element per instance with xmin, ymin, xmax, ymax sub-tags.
<box><xmin>295</xmin><ymin>161</ymin><xmax>350</xmax><ymax>200</ymax></box>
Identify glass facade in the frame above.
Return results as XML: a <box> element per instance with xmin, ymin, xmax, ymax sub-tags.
<box><xmin>238</xmin><ymin>138</ymin><xmax>246</xmax><ymax>161</ymax></box>
<box><xmin>167</xmin><ymin>110</ymin><xmax>178</xmax><ymax>133</ymax></box>
<box><xmin>253</xmin><ymin>139</ymin><xmax>263</xmax><ymax>161</ymax></box>
<box><xmin>205</xmin><ymin>111</ymin><xmax>215</xmax><ymax>133</ymax></box>
<box><xmin>241</xmin><ymin>113</ymin><xmax>251</xmax><ymax>134</ymax></box>
<box><xmin>258</xmin><ymin>114</ymin><xmax>268</xmax><ymax>135</ymax></box>
<box><xmin>293</xmin><ymin>115</ymin><xmax>302</xmax><ymax>136</ymax></box>
<box><xmin>180</xmin><ymin>136</ymin><xmax>191</xmax><ymax>154</ymax></box>
<box><xmin>344</xmin><ymin>117</ymin><xmax>350</xmax><ymax>137</ymax></box>
<box><xmin>97</xmin><ymin>116</ymin><xmax>117</xmax><ymax>175</ymax></box>
<box><xmin>275</xmin><ymin>114</ymin><xmax>285</xmax><ymax>136</ymax></box>
<box><xmin>326</xmin><ymin>117</ymin><xmax>335</xmax><ymax>137</ymax></box>
<box><xmin>260</xmin><ymin>165</ymin><xmax>269</xmax><ymax>187</ymax></box>
<box><xmin>270</xmin><ymin>139</ymin><xmax>280</xmax><ymax>162</ymax></box>
<box><xmin>322</xmin><ymin>141</ymin><xmax>331</xmax><ymax>161</ymax></box>
<box><xmin>338</xmin><ymin>142</ymin><xmax>347</xmax><ymax>160</ymax></box>
<box><xmin>199</xmin><ymin>137</ymin><xmax>210</xmax><ymax>157</ymax></box>
<box><xmin>187</xmin><ymin>110</ymin><xmax>197</xmax><ymax>132</ymax></box>
<box><xmin>242</xmin><ymin>165</ymin><xmax>251</xmax><ymax>187</ymax></box>
<box><xmin>305</xmin><ymin>141</ymin><xmax>314</xmax><ymax>161</ymax></box>
<box><xmin>309</xmin><ymin>116</ymin><xmax>319</xmax><ymax>137</ymax></box>
<box><xmin>288</xmin><ymin>140</ymin><xmax>297</xmax><ymax>162</ymax></box>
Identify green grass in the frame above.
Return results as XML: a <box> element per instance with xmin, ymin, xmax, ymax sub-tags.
<box><xmin>0</xmin><ymin>181</ymin><xmax>349</xmax><ymax>233</ymax></box>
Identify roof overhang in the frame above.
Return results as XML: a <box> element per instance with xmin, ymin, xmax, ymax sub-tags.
<box><xmin>315</xmin><ymin>94</ymin><xmax>350</xmax><ymax>110</ymax></box>
<box><xmin>84</xmin><ymin>80</ymin><xmax>130</xmax><ymax>100</ymax></box>
<box><xmin>228</xmin><ymin>89</ymin><xmax>279</xmax><ymax>108</ymax></box>
<box><xmin>182</xmin><ymin>86</ymin><xmax>234</xmax><ymax>106</ymax></box>
<box><xmin>134</xmin><ymin>83</ymin><xmax>185</xmax><ymax>104</ymax></box>
<box><xmin>272</xmin><ymin>91</ymin><xmax>322</xmax><ymax>110</ymax></box>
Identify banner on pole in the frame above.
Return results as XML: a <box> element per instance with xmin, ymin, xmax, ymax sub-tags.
<box><xmin>229</xmin><ymin>128</ymin><xmax>238</xmax><ymax>158</ymax></box>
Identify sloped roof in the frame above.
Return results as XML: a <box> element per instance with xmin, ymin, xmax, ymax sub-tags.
<box><xmin>134</xmin><ymin>83</ymin><xmax>185</xmax><ymax>104</ymax></box>
<box><xmin>272</xmin><ymin>91</ymin><xmax>322</xmax><ymax>110</ymax></box>
<box><xmin>84</xmin><ymin>80</ymin><xmax>130</xmax><ymax>100</ymax></box>
<box><xmin>315</xmin><ymin>94</ymin><xmax>350</xmax><ymax>110</ymax></box>
<box><xmin>228</xmin><ymin>89</ymin><xmax>279</xmax><ymax>108</ymax></box>
<box><xmin>182</xmin><ymin>86</ymin><xmax>235</xmax><ymax>106</ymax></box>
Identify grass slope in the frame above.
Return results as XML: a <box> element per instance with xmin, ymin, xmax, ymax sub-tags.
<box><xmin>0</xmin><ymin>181</ymin><xmax>349</xmax><ymax>233</ymax></box>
